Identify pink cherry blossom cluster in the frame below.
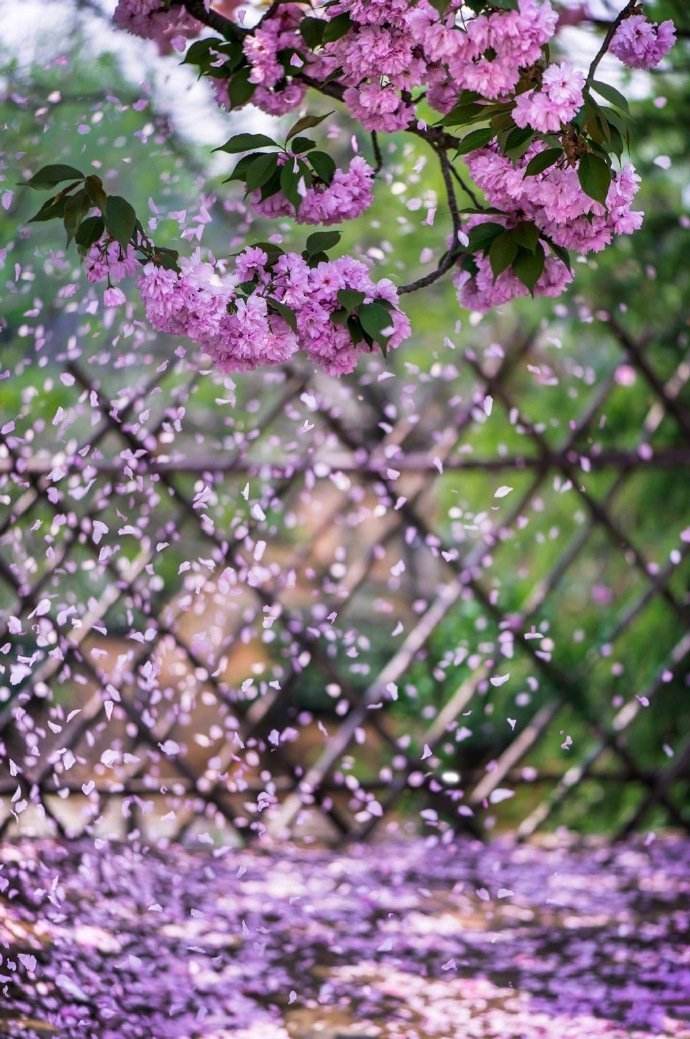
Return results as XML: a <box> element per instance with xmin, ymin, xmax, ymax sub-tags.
<box><xmin>85</xmin><ymin>240</ymin><xmax>139</xmax><ymax>284</ymax></box>
<box><xmin>314</xmin><ymin>2</ymin><xmax>426</xmax><ymax>132</ymax></box>
<box><xmin>467</xmin><ymin>145</ymin><xmax>643</xmax><ymax>255</ymax></box>
<box><xmin>58</xmin><ymin>0</ymin><xmax>679</xmax><ymax>358</ymax></box>
<box><xmin>137</xmin><ymin>247</ymin><xmax>410</xmax><ymax>375</ymax></box>
<box><xmin>311</xmin><ymin>0</ymin><xmax>559</xmax><ymax>130</ymax></box>
<box><xmin>456</xmin><ymin>143</ymin><xmax>643</xmax><ymax>311</ymax></box>
<box><xmin>610</xmin><ymin>13</ymin><xmax>676</xmax><ymax>70</ymax></box>
<box><xmin>237</xmin><ymin>2</ymin><xmax>307</xmax><ymax>115</ymax></box>
<box><xmin>112</xmin><ymin>0</ymin><xmax>198</xmax><ymax>53</ymax></box>
<box><xmin>513</xmin><ymin>62</ymin><xmax>586</xmax><ymax>134</ymax></box>
<box><xmin>454</xmin><ymin>222</ymin><xmax>573</xmax><ymax>313</ymax></box>
<box><xmin>253</xmin><ymin>155</ymin><xmax>374</xmax><ymax>225</ymax></box>
<box><xmin>216</xmin><ymin>0</ymin><xmax>561</xmax><ymax>129</ymax></box>
<box><xmin>85</xmin><ymin>241</ymin><xmax>140</xmax><ymax>306</ymax></box>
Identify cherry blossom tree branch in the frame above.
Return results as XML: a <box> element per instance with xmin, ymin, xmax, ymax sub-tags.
<box><xmin>178</xmin><ymin>0</ymin><xmax>247</xmax><ymax>37</ymax></box>
<box><xmin>24</xmin><ymin>0</ymin><xmax>682</xmax><ymax>372</ymax></box>
<box><xmin>370</xmin><ymin>131</ymin><xmax>383</xmax><ymax>175</ymax></box>
<box><xmin>446</xmin><ymin>161</ymin><xmax>483</xmax><ymax>212</ymax></box>
<box><xmin>585</xmin><ymin>0</ymin><xmax>638</xmax><ymax>88</ymax></box>
<box><xmin>437</xmin><ymin>147</ymin><xmax>462</xmax><ymax>238</ymax></box>
<box><xmin>398</xmin><ymin>245</ymin><xmax>463</xmax><ymax>296</ymax></box>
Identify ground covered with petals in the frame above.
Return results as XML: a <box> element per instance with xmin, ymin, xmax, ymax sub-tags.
<box><xmin>1</xmin><ymin>836</ymin><xmax>689</xmax><ymax>1039</ymax></box>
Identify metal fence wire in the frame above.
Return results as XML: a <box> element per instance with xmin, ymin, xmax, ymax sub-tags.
<box><xmin>1</xmin><ymin>314</ymin><xmax>690</xmax><ymax>844</ymax></box>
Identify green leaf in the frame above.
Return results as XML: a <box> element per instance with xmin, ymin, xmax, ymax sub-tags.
<box><xmin>28</xmin><ymin>195</ymin><xmax>67</xmax><ymax>223</ymax></box>
<box><xmin>461</xmin><ymin>254</ymin><xmax>479</xmax><ymax>278</ymax></box>
<box><xmin>440</xmin><ymin>101</ymin><xmax>484</xmax><ymax>127</ymax></box>
<box><xmin>182</xmin><ymin>38</ymin><xmax>216</xmax><ymax>70</ymax></box>
<box><xmin>190</xmin><ymin>35</ymin><xmax>243</xmax><ymax>78</ymax></box>
<box><xmin>63</xmin><ymin>190</ymin><xmax>91</xmax><ymax>245</ymax></box>
<box><xmin>214</xmin><ymin>132</ymin><xmax>277</xmax><ymax>154</ymax></box>
<box><xmin>228</xmin><ymin>68</ymin><xmax>255</xmax><ymax>108</ymax></box>
<box><xmin>27</xmin><ymin>164</ymin><xmax>84</xmax><ymax>189</ymax></box>
<box><xmin>358</xmin><ymin>301</ymin><xmax>394</xmax><ymax>344</ymax></box>
<box><xmin>322</xmin><ymin>13</ymin><xmax>352</xmax><ymax>43</ymax></box>
<box><xmin>280</xmin><ymin>160</ymin><xmax>302</xmax><ymax>209</ymax></box>
<box><xmin>152</xmin><ymin>247</ymin><xmax>180</xmax><ymax>272</ymax></box>
<box><xmin>602</xmin><ymin>120</ymin><xmax>625</xmax><ymax>159</ymax></box>
<box><xmin>511</xmin><ymin>222</ymin><xmax>540</xmax><ymax>252</ymax></box>
<box><xmin>75</xmin><ymin>215</ymin><xmax>105</xmax><ymax>250</ymax></box>
<box><xmin>337</xmin><ymin>288</ymin><xmax>365</xmax><ymax>311</ymax></box>
<box><xmin>546</xmin><ymin>239</ymin><xmax>572</xmax><ymax>271</ymax></box>
<box><xmin>524</xmin><ymin>147</ymin><xmax>562</xmax><ymax>177</ymax></box>
<box><xmin>513</xmin><ymin>243</ymin><xmax>545</xmax><ymax>292</ymax></box>
<box><xmin>306</xmin><ymin>230</ymin><xmax>341</xmax><ymax>255</ymax></box>
<box><xmin>290</xmin><ymin>136</ymin><xmax>316</xmax><ymax>154</ymax></box>
<box><xmin>502</xmin><ymin>126</ymin><xmax>534</xmax><ymax>158</ymax></box>
<box><xmin>490</xmin><ymin>111</ymin><xmax>514</xmax><ymax>132</ymax></box>
<box><xmin>246</xmin><ymin>153</ymin><xmax>279</xmax><ymax>192</ymax></box>
<box><xmin>309</xmin><ymin>150</ymin><xmax>337</xmax><ymax>184</ymax></box>
<box><xmin>297</xmin><ymin>158</ymin><xmax>314</xmax><ymax>189</ymax></box>
<box><xmin>455</xmin><ymin>127</ymin><xmax>495</xmax><ymax>155</ymax></box>
<box><xmin>84</xmin><ymin>175</ymin><xmax>108</xmax><ymax>209</ymax></box>
<box><xmin>300</xmin><ymin>16</ymin><xmax>326</xmax><ymax>49</ymax></box>
<box><xmin>347</xmin><ymin>315</ymin><xmax>367</xmax><ymax>345</ymax></box>
<box><xmin>286</xmin><ymin>111</ymin><xmax>332</xmax><ymax>142</ymax></box>
<box><xmin>259</xmin><ymin>168</ymin><xmax>283</xmax><ymax>200</ymax></box>
<box><xmin>591</xmin><ymin>79</ymin><xmax>629</xmax><ymax>113</ymax></box>
<box><xmin>467</xmin><ymin>221</ymin><xmax>505</xmax><ymax>252</ymax></box>
<box><xmin>104</xmin><ymin>195</ymin><xmax>136</xmax><ymax>250</ymax></box>
<box><xmin>224</xmin><ymin>154</ymin><xmax>256</xmax><ymax>184</ymax></box>
<box><xmin>266</xmin><ymin>297</ymin><xmax>298</xmax><ymax>332</ymax></box>
<box><xmin>489</xmin><ymin>232</ymin><xmax>518</xmax><ymax>278</ymax></box>
<box><xmin>578</xmin><ymin>152</ymin><xmax>612</xmax><ymax>204</ymax></box>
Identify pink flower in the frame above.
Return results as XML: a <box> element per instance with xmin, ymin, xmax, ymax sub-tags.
<box><xmin>103</xmin><ymin>286</ymin><xmax>126</xmax><ymax>307</ymax></box>
<box><xmin>252</xmin><ymin>157</ymin><xmax>375</xmax><ymax>226</ymax></box>
<box><xmin>343</xmin><ymin>83</ymin><xmax>413</xmax><ymax>133</ymax></box>
<box><xmin>610</xmin><ymin>14</ymin><xmax>676</xmax><ymax>70</ymax></box>
<box><xmin>136</xmin><ymin>247</ymin><xmax>409</xmax><ymax>375</ymax></box>
<box><xmin>453</xmin><ymin>0</ymin><xmax>559</xmax><ymax>99</ymax></box>
<box><xmin>235</xmin><ymin>247</ymin><xmax>270</xmax><ymax>285</ymax></box>
<box><xmin>466</xmin><ymin>144</ymin><xmax>642</xmax><ymax>256</ymax></box>
<box><xmin>238</xmin><ymin>3</ymin><xmax>306</xmax><ymax>115</ymax></box>
<box><xmin>113</xmin><ymin>0</ymin><xmax>199</xmax><ymax>54</ymax></box>
<box><xmin>85</xmin><ymin>242</ymin><xmax>138</xmax><ymax>285</ymax></box>
<box><xmin>252</xmin><ymin>83</ymin><xmax>306</xmax><ymax>116</ymax></box>
<box><xmin>455</xmin><ymin>235</ymin><xmax>572</xmax><ymax>313</ymax></box>
<box><xmin>513</xmin><ymin>63</ymin><xmax>585</xmax><ymax>133</ymax></box>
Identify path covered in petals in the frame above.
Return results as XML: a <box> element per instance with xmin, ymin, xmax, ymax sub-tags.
<box><xmin>1</xmin><ymin>836</ymin><xmax>689</xmax><ymax>1039</ymax></box>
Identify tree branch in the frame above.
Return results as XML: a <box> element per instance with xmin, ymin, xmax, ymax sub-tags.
<box><xmin>585</xmin><ymin>0</ymin><xmax>637</xmax><ymax>88</ymax></box>
<box><xmin>436</xmin><ymin>147</ymin><xmax>461</xmax><ymax>238</ymax></box>
<box><xmin>177</xmin><ymin>0</ymin><xmax>247</xmax><ymax>37</ymax></box>
<box><xmin>370</xmin><ymin>131</ymin><xmax>383</xmax><ymax>175</ymax></box>
<box><xmin>583</xmin><ymin>14</ymin><xmax>690</xmax><ymax>41</ymax></box>
<box><xmin>398</xmin><ymin>247</ymin><xmax>463</xmax><ymax>296</ymax></box>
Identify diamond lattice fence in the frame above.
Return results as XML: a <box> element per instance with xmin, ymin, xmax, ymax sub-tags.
<box><xmin>2</xmin><ymin>310</ymin><xmax>690</xmax><ymax>844</ymax></box>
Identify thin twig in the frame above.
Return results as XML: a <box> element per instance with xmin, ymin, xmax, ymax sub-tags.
<box><xmin>177</xmin><ymin>0</ymin><xmax>247</xmax><ymax>37</ymax></box>
<box><xmin>370</xmin><ymin>131</ymin><xmax>383</xmax><ymax>175</ymax></box>
<box><xmin>398</xmin><ymin>247</ymin><xmax>463</xmax><ymax>295</ymax></box>
<box><xmin>447</xmin><ymin>161</ymin><xmax>484</xmax><ymax>211</ymax></box>
<box><xmin>585</xmin><ymin>0</ymin><xmax>637</xmax><ymax>88</ymax></box>
<box><xmin>436</xmin><ymin>147</ymin><xmax>461</xmax><ymax>237</ymax></box>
